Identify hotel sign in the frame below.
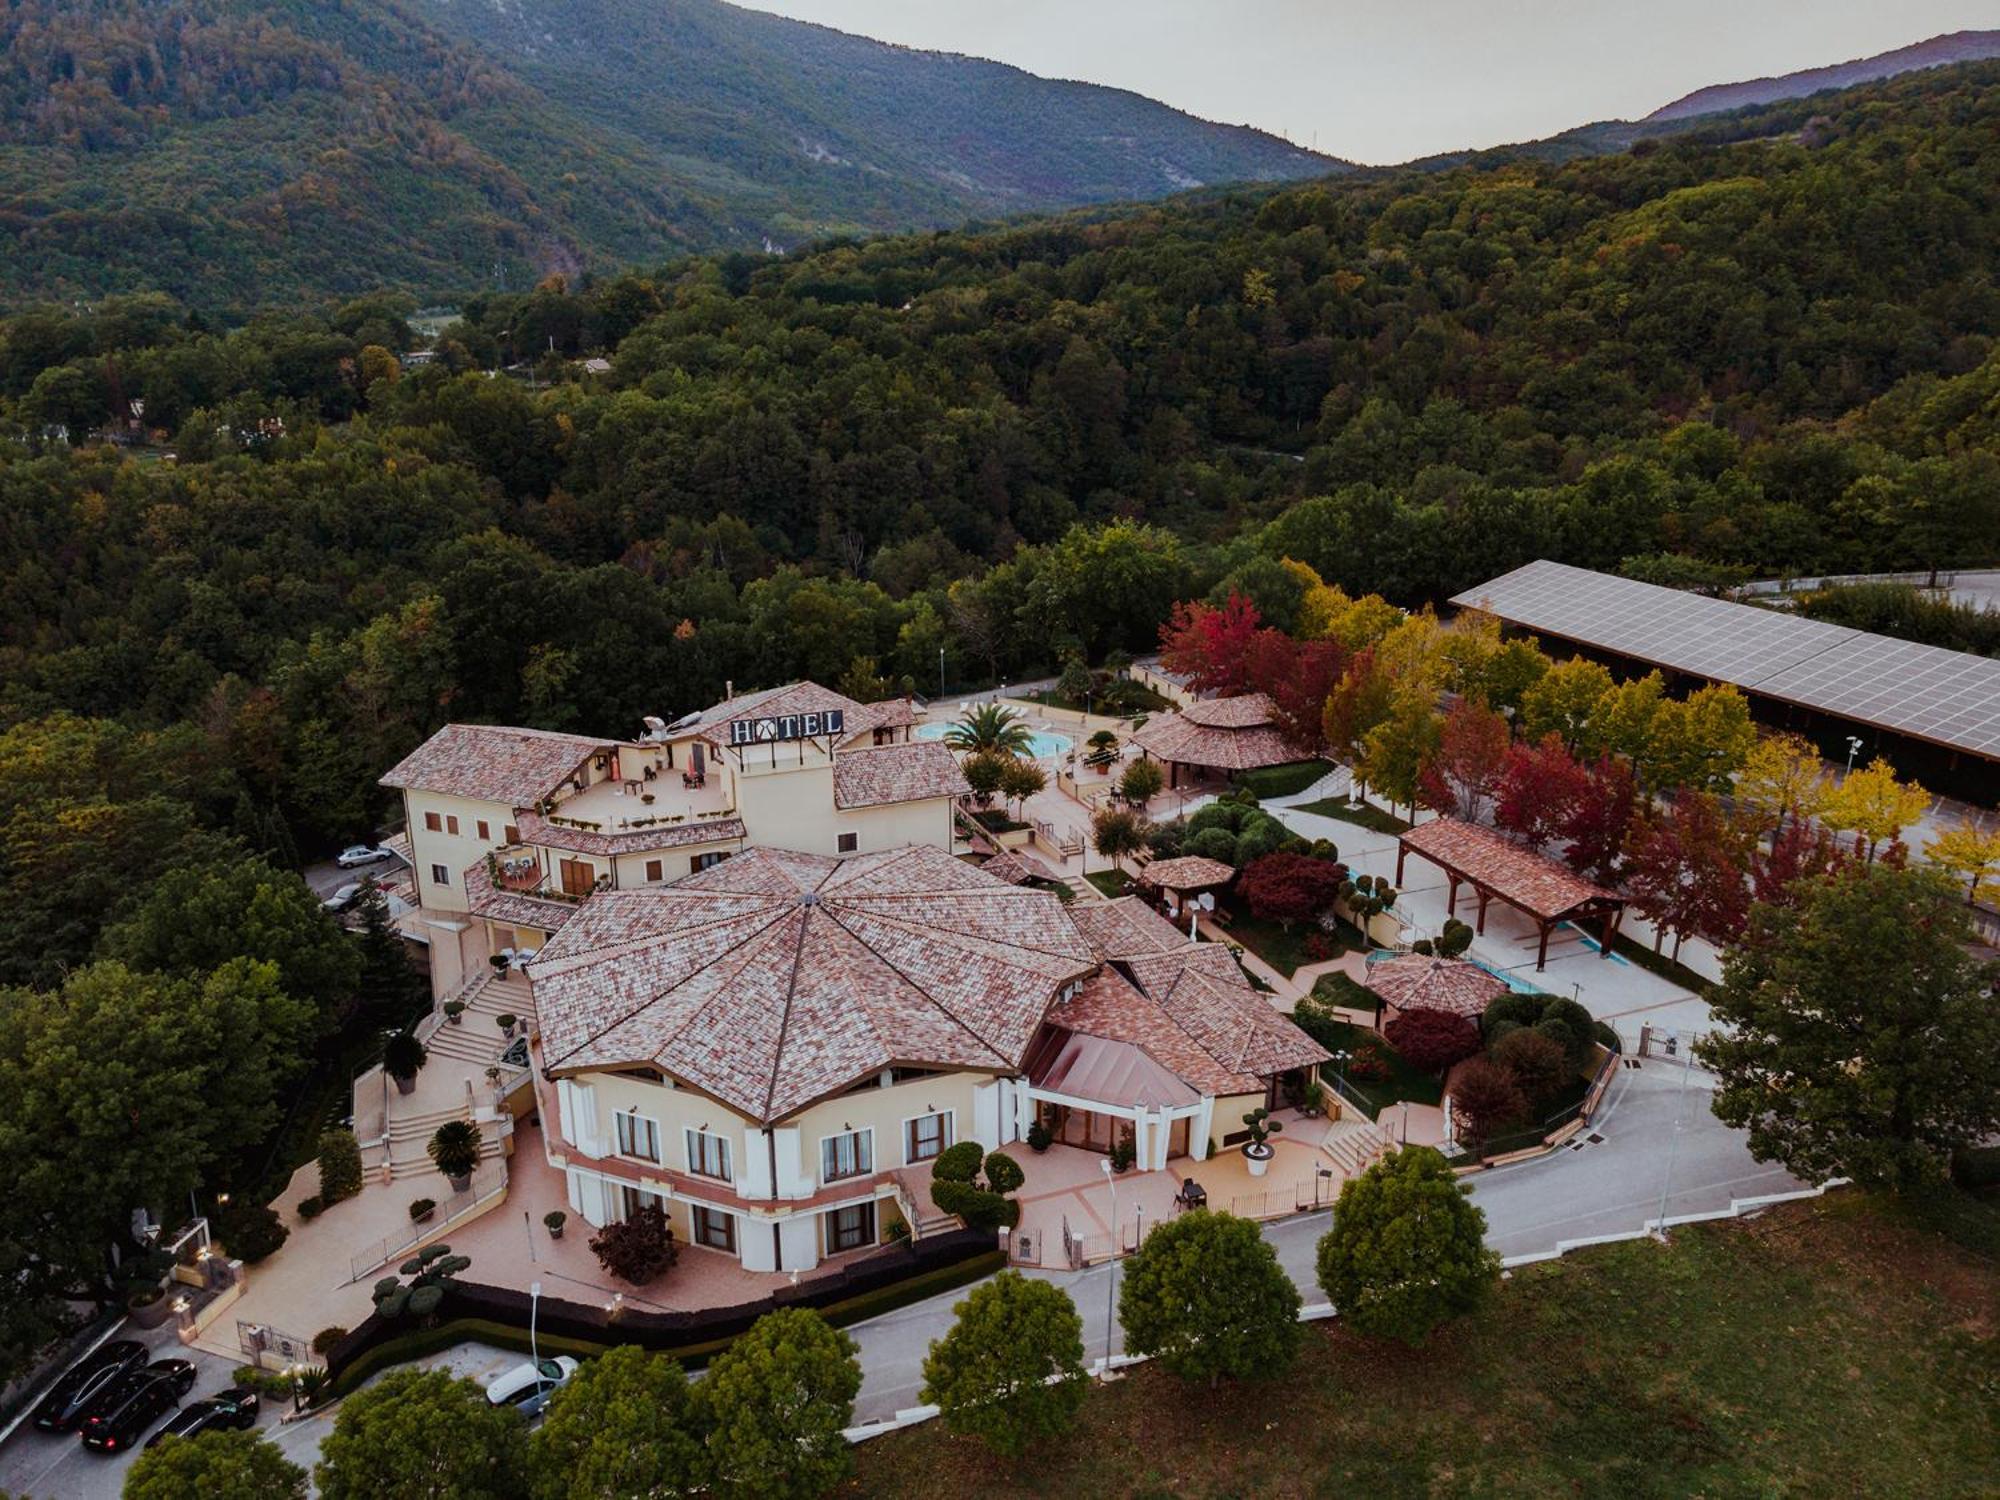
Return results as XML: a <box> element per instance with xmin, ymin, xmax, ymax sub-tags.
<box><xmin>727</xmin><ymin>709</ymin><xmax>845</xmax><ymax>746</ymax></box>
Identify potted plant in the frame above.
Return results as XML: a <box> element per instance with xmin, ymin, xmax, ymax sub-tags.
<box><xmin>544</xmin><ymin>1211</ymin><xmax>567</xmax><ymax>1241</ymax></box>
<box><xmin>641</xmin><ymin>792</ymin><xmax>655</xmax><ymax>805</ymax></box>
<box><xmin>383</xmin><ymin>1030</ymin><xmax>426</xmax><ymax>1097</ymax></box>
<box><xmin>495</xmin><ymin>1012</ymin><xmax>518</xmax><ymax>1038</ymax></box>
<box><xmin>125</xmin><ymin>1280</ymin><xmax>173</xmax><ymax>1329</ymax></box>
<box><xmin>409</xmin><ymin>1198</ymin><xmax>436</xmax><ymax>1224</ymax></box>
<box><xmin>1241</xmin><ymin>1107</ymin><xmax>1283</xmax><ymax>1178</ymax></box>
<box><xmin>428</xmin><ymin>1120</ymin><xmax>482</xmax><ymax>1193</ymax></box>
<box><xmin>1026</xmin><ymin>1120</ymin><xmax>1052</xmax><ymax>1154</ymax></box>
<box><xmin>488</xmin><ymin>953</ymin><xmax>510</xmax><ymax>977</ymax></box>
<box><xmin>443</xmin><ymin>1001</ymin><xmax>465</xmax><ymax>1025</ymax></box>
<box><xmin>1111</xmin><ymin>1128</ymin><xmax>1136</xmax><ymax>1173</ymax></box>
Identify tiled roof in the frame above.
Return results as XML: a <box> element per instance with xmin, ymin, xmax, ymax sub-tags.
<box><xmin>529</xmin><ymin>846</ymin><xmax>1098</xmax><ymax>1123</ymax></box>
<box><xmin>1121</xmin><ymin>944</ymin><xmax>1330</xmax><ymax>1082</ymax></box>
<box><xmin>1049</xmin><ymin>941</ymin><xmax>1328</xmax><ymax>1097</ymax></box>
<box><xmin>1399</xmin><ymin>817</ymin><xmax>1622</xmax><ymax>921</ymax></box>
<box><xmin>382</xmin><ymin>725</ymin><xmax>609</xmax><ymax>805</ymax></box>
<box><xmin>1137</xmin><ymin>856</ymin><xmax>1237</xmax><ymax>891</ymax></box>
<box><xmin>1067</xmin><ymin>897</ymin><xmax>1188</xmax><ymax>960</ymax></box>
<box><xmin>1131</xmin><ymin>695</ymin><xmax>1299</xmax><ymax>771</ymax></box>
<box><xmin>833</xmin><ymin>742</ymin><xmax>970</xmax><ymax>809</ymax></box>
<box><xmin>979</xmin><ymin>851</ymin><xmax>1063</xmax><ymax>886</ymax></box>
<box><xmin>1182</xmin><ymin>693</ymin><xmax>1278</xmax><ymax>729</ymax></box>
<box><xmin>689</xmin><ymin>681</ymin><xmax>861</xmax><ymax>747</ymax></box>
<box><xmin>1364</xmin><ymin>952</ymin><xmax>1508</xmax><ymax>1019</ymax></box>
<box><xmin>514</xmin><ymin>808</ymin><xmax>746</xmax><ymax>856</ymax></box>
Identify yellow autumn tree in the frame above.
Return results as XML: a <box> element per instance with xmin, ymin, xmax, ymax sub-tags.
<box><xmin>1923</xmin><ymin>826</ymin><xmax>2000</xmax><ymax>905</ymax></box>
<box><xmin>1821</xmin><ymin>757</ymin><xmax>1930</xmax><ymax>862</ymax></box>
<box><xmin>1734</xmin><ymin>733</ymin><xmax>1829</xmax><ymax>837</ymax></box>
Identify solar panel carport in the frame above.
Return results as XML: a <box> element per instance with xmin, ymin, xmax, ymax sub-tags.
<box><xmin>1451</xmin><ymin>561</ymin><xmax>2000</xmax><ymax>794</ymax></box>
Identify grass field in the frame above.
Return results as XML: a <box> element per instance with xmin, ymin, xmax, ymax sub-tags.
<box><xmin>853</xmin><ymin>1193</ymin><xmax>1999</xmax><ymax>1497</ymax></box>
<box><xmin>1232</xmin><ymin>759</ymin><xmax>1335</xmax><ymax>799</ymax></box>
<box><xmin>1294</xmin><ymin>796</ymin><xmax>1413</xmax><ymax>835</ymax></box>
<box><xmin>1085</xmin><ymin>870</ymin><xmax>1133</xmax><ymax>899</ymax></box>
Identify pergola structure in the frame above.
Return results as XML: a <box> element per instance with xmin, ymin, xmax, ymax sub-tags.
<box><xmin>1394</xmin><ymin>817</ymin><xmax>1625</xmax><ymax>971</ymax></box>
<box><xmin>1363</xmin><ymin>952</ymin><xmax>1508</xmax><ymax>1022</ymax></box>
<box><xmin>1131</xmin><ymin>694</ymin><xmax>1299</xmax><ymax>788</ymax></box>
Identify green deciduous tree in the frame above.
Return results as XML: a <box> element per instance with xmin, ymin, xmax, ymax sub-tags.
<box><xmin>528</xmin><ymin>1345</ymin><xmax>708</xmax><ymax>1500</ymax></box>
<box><xmin>315</xmin><ymin>1368</ymin><xmax>526</xmax><ymax>1500</ymax></box>
<box><xmin>1700</xmin><ymin>864</ymin><xmax>2000</xmax><ymax>1192</ymax></box>
<box><xmin>1117</xmin><ymin>1209</ymin><xmax>1302</xmax><ymax>1386</ymax></box>
<box><xmin>1316</xmin><ymin>1146</ymin><xmax>1498</xmax><ymax>1344</ymax></box>
<box><xmin>920</xmin><ymin>1271</ymin><xmax>1088</xmax><ymax>1459</ymax></box>
<box><xmin>700</xmin><ymin>1308</ymin><xmax>860</xmax><ymax>1500</ymax></box>
<box><xmin>123</xmin><ymin>1429</ymin><xmax>309</xmax><ymax>1500</ymax></box>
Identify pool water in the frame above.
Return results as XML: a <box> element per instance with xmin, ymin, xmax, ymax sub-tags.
<box><xmin>915</xmin><ymin>721</ymin><xmax>1074</xmax><ymax>760</ymax></box>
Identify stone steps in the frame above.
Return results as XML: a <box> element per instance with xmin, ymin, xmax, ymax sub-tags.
<box><xmin>1320</xmin><ymin>1118</ymin><xmax>1389</xmax><ymax>1178</ymax></box>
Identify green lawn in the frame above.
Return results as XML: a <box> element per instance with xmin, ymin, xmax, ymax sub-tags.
<box><xmin>1210</xmin><ymin>893</ymin><xmax>1348</xmax><ymax>977</ymax></box>
<box><xmin>1316</xmin><ymin>1019</ymin><xmax>1443</xmax><ymax>1116</ymax></box>
<box><xmin>853</xmin><ymin>1193</ymin><xmax>2000</xmax><ymax>1497</ymax></box>
<box><xmin>1293</xmin><ymin>796</ymin><xmax>1413</xmax><ymax>835</ymax></box>
<box><xmin>1232</xmin><ymin>759</ymin><xmax>1335</xmax><ymax>799</ymax></box>
<box><xmin>1085</xmin><ymin>869</ymin><xmax>1133</xmax><ymax>899</ymax></box>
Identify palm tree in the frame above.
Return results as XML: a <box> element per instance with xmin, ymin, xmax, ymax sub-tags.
<box><xmin>944</xmin><ymin>703</ymin><xmax>1034</xmax><ymax>757</ymax></box>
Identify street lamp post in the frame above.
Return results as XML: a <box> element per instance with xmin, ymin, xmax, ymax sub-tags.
<box><xmin>938</xmin><ymin>646</ymin><xmax>946</xmax><ymax>700</ymax></box>
<box><xmin>530</xmin><ymin>1280</ymin><xmax>542</xmax><ymax>1369</ymax></box>
<box><xmin>1845</xmin><ymin>735</ymin><xmax>1864</xmax><ymax>774</ymax></box>
<box><xmin>1099</xmin><ymin>1158</ymin><xmax>1118</xmax><ymax>1377</ymax></box>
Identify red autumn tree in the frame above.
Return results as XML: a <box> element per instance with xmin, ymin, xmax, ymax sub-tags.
<box><xmin>1450</xmin><ymin>1057</ymin><xmax>1530</xmax><ymax>1148</ymax></box>
<box><xmin>1494</xmin><ymin>733</ymin><xmax>1587</xmax><ymax>851</ymax></box>
<box><xmin>1240</xmin><ymin>632</ymin><xmax>1348</xmax><ymax>755</ymax></box>
<box><xmin>1560</xmin><ymin>754</ymin><xmax>1637</xmax><ymax>887</ymax></box>
<box><xmin>1418</xmin><ymin>697</ymin><xmax>1512</xmax><ymax>823</ymax></box>
<box><xmin>1159</xmin><ymin>594</ymin><xmax>1263</xmax><ymax>696</ymax></box>
<box><xmin>1238</xmin><ymin>852</ymin><xmax>1348</xmax><ymax>929</ymax></box>
<box><xmin>1751</xmin><ymin>816</ymin><xmax>1846</xmax><ymax>906</ymax></box>
<box><xmin>1622</xmin><ymin>791</ymin><xmax>1756</xmax><ymax>958</ymax></box>
<box><xmin>1384</xmin><ymin>1007</ymin><xmax>1484</xmax><ymax>1073</ymax></box>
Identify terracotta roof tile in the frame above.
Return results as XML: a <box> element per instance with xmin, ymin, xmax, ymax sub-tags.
<box><xmin>1132</xmin><ymin>694</ymin><xmax>1300</xmax><ymax>771</ymax></box>
<box><xmin>530</xmin><ymin>845</ymin><xmax>1097</xmax><ymax>1122</ymax></box>
<box><xmin>833</xmin><ymin>742</ymin><xmax>970</xmax><ymax>809</ymax></box>
<box><xmin>1364</xmin><ymin>953</ymin><xmax>1508</xmax><ymax>1019</ymax></box>
<box><xmin>381</xmin><ymin>725</ymin><xmax>610</xmax><ymax>805</ymax></box>
<box><xmin>1399</xmin><ymin>817</ymin><xmax>1621</xmax><ymax>921</ymax></box>
<box><xmin>1067</xmin><ymin>897</ymin><xmax>1188</xmax><ymax>959</ymax></box>
<box><xmin>1137</xmin><ymin>856</ymin><xmax>1237</xmax><ymax>891</ymax></box>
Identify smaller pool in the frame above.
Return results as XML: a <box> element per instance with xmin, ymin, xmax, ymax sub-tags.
<box><xmin>916</xmin><ymin>721</ymin><xmax>1074</xmax><ymax>760</ymax></box>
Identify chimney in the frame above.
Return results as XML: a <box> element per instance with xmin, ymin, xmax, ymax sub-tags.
<box><xmin>724</xmin><ymin>679</ymin><xmax>734</xmax><ymax>701</ymax></box>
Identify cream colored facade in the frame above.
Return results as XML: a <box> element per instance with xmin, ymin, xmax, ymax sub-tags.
<box><xmin>547</xmin><ymin>1064</ymin><xmax>1007</xmax><ymax>1271</ymax></box>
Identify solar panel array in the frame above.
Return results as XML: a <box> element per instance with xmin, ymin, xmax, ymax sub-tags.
<box><xmin>1451</xmin><ymin>560</ymin><xmax>2000</xmax><ymax>762</ymax></box>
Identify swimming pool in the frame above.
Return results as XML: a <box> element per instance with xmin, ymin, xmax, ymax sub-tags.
<box><xmin>915</xmin><ymin>721</ymin><xmax>1074</xmax><ymax>760</ymax></box>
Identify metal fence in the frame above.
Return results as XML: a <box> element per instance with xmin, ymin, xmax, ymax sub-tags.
<box><xmin>347</xmin><ymin>1161</ymin><xmax>507</xmax><ymax>1283</ymax></box>
<box><xmin>236</xmin><ymin>1321</ymin><xmax>317</xmax><ymax>1372</ymax></box>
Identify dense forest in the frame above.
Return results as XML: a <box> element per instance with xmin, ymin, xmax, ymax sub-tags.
<box><xmin>0</xmin><ymin>0</ymin><xmax>1334</xmax><ymax>307</ymax></box>
<box><xmin>1</xmin><ymin>59</ymin><xmax>1997</xmax><ymax>913</ymax></box>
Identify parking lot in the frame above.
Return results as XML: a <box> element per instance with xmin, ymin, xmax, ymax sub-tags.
<box><xmin>0</xmin><ymin>1326</ymin><xmax>528</xmax><ymax>1497</ymax></box>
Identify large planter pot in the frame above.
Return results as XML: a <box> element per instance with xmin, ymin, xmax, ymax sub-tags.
<box><xmin>1243</xmin><ymin>1142</ymin><xmax>1273</xmax><ymax>1178</ymax></box>
<box><xmin>393</xmin><ymin>1074</ymin><xmax>416</xmax><ymax>1096</ymax></box>
<box><xmin>447</xmin><ymin>1172</ymin><xmax>472</xmax><ymax>1194</ymax></box>
<box><xmin>126</xmin><ymin>1289</ymin><xmax>174</xmax><ymax>1329</ymax></box>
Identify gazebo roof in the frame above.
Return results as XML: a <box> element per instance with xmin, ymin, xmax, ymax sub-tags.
<box><xmin>1136</xmin><ymin>856</ymin><xmax>1236</xmax><ymax>892</ymax></box>
<box><xmin>1131</xmin><ymin>694</ymin><xmax>1298</xmax><ymax>771</ymax></box>
<box><xmin>1364</xmin><ymin>952</ymin><xmax>1508</xmax><ymax>1019</ymax></box>
<box><xmin>1397</xmin><ymin>817</ymin><xmax>1619</xmax><ymax>921</ymax></box>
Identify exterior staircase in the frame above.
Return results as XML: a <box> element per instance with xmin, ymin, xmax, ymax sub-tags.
<box><xmin>1320</xmin><ymin>1117</ymin><xmax>1394</xmax><ymax>1179</ymax></box>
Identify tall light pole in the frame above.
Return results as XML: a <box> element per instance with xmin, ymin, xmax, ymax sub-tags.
<box><xmin>530</xmin><ymin>1280</ymin><xmax>542</xmax><ymax>1369</ymax></box>
<box><xmin>938</xmin><ymin>646</ymin><xmax>946</xmax><ymax>700</ymax></box>
<box><xmin>1099</xmin><ymin>1157</ymin><xmax>1118</xmax><ymax>1376</ymax></box>
<box><xmin>1845</xmin><ymin>736</ymin><xmax>1864</xmax><ymax>775</ymax></box>
<box><xmin>1652</xmin><ymin>1035</ymin><xmax>1695</xmax><ymax>1242</ymax></box>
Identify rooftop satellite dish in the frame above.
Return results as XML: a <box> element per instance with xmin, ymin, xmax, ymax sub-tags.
<box><xmin>1196</xmin><ymin>892</ymin><xmax>1216</xmax><ymax>911</ymax></box>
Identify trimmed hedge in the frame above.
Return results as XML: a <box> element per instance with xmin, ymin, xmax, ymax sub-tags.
<box><xmin>327</xmin><ymin>1232</ymin><xmax>1003</xmax><ymax>1395</ymax></box>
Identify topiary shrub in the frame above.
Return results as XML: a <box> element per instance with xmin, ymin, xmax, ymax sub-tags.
<box><xmin>297</xmin><ymin>1195</ymin><xmax>325</xmax><ymax>1221</ymax></box>
<box><xmin>1384</xmin><ymin>1007</ymin><xmax>1483</xmax><ymax>1074</ymax></box>
<box><xmin>1483</xmin><ymin>991</ymin><xmax>1545</xmax><ymax>1033</ymax></box>
<box><xmin>213</xmin><ymin>1200</ymin><xmax>288</xmax><ymax>1263</ymax></box>
<box><xmin>982</xmin><ymin>1152</ymin><xmax>1025</xmax><ymax>1195</ymax></box>
<box><xmin>1535</xmin><ymin>997</ymin><xmax>1598</xmax><ymax>1069</ymax></box>
<box><xmin>932</xmin><ymin>1141</ymin><xmax>985</xmax><ymax>1183</ymax></box>
<box><xmin>317</xmin><ymin>1127</ymin><xmax>364</xmax><ymax>1205</ymax></box>
<box><xmin>372</xmin><ymin>1242</ymin><xmax>470</xmax><ymax>1320</ymax></box>
<box><xmin>312</xmin><ymin>1326</ymin><xmax>349</xmax><ymax>1357</ymax></box>
<box><xmin>1186</xmin><ymin>827</ymin><xmax>1239</xmax><ymax>865</ymax></box>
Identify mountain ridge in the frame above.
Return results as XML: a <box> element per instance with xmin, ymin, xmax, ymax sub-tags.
<box><xmin>1646</xmin><ymin>29</ymin><xmax>2000</xmax><ymax>121</ymax></box>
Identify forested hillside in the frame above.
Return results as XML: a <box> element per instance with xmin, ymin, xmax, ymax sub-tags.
<box><xmin>1</xmin><ymin>61</ymin><xmax>1996</xmax><ymax>888</ymax></box>
<box><xmin>0</xmin><ymin>0</ymin><xmax>1335</xmax><ymax>309</ymax></box>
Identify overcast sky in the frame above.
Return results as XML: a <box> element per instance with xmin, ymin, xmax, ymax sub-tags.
<box><xmin>735</xmin><ymin>0</ymin><xmax>2000</xmax><ymax>163</ymax></box>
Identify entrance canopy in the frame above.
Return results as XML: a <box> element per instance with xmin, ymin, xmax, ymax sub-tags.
<box><xmin>1395</xmin><ymin>817</ymin><xmax>1625</xmax><ymax>970</ymax></box>
<box><xmin>1025</xmin><ymin>1029</ymin><xmax>1200</xmax><ymax>1109</ymax></box>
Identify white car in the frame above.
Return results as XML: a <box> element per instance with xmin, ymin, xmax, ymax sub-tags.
<box><xmin>336</xmin><ymin>844</ymin><xmax>394</xmax><ymax>868</ymax></box>
<box><xmin>485</xmin><ymin>1357</ymin><xmax>578</xmax><ymax>1418</ymax></box>
<box><xmin>321</xmin><ymin>882</ymin><xmax>364</xmax><ymax>913</ymax></box>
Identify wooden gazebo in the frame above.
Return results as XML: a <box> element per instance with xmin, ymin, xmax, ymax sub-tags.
<box><xmin>1394</xmin><ymin>817</ymin><xmax>1624</xmax><ymax>971</ymax></box>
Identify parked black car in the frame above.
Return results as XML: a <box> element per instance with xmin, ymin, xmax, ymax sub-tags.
<box><xmin>30</xmin><ymin>1342</ymin><xmax>147</xmax><ymax>1432</ymax></box>
<box><xmin>145</xmin><ymin>1386</ymin><xmax>261</xmax><ymax>1449</ymax></box>
<box><xmin>79</xmin><ymin>1364</ymin><xmax>189</xmax><ymax>1454</ymax></box>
